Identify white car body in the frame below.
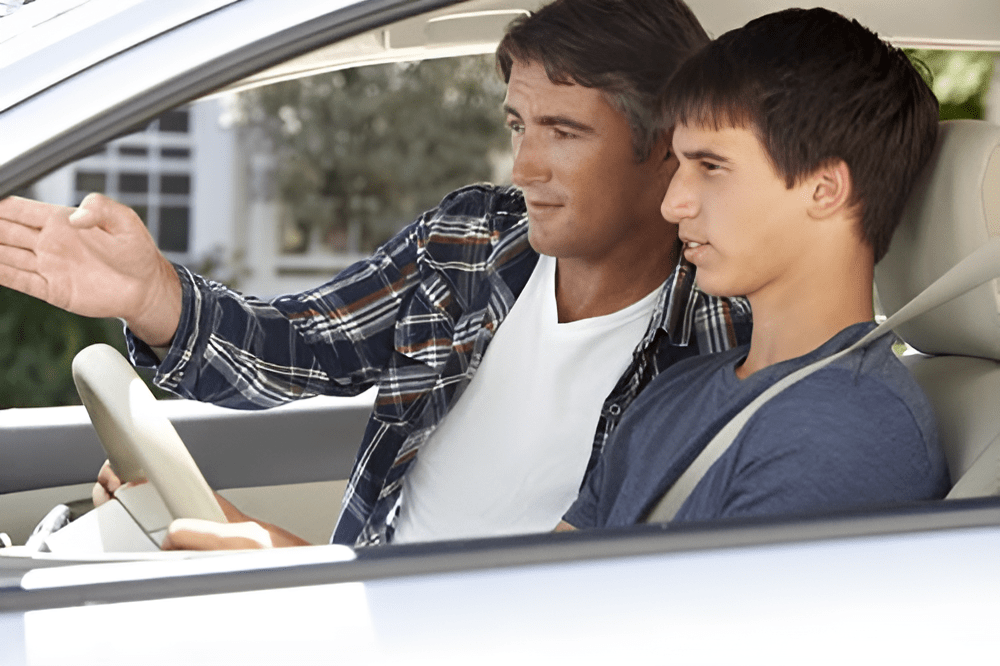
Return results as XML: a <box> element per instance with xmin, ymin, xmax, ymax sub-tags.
<box><xmin>1</xmin><ymin>0</ymin><xmax>999</xmax><ymax>663</ymax></box>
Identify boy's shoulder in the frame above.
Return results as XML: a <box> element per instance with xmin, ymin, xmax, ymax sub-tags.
<box><xmin>824</xmin><ymin>335</ymin><xmax>935</xmax><ymax>431</ymax></box>
<box><xmin>652</xmin><ymin>325</ymin><xmax>940</xmax><ymax>465</ymax></box>
<box><xmin>756</xmin><ymin>333</ymin><xmax>935</xmax><ymax>435</ymax></box>
<box><xmin>739</xmin><ymin>336</ymin><xmax>943</xmax><ymax>481</ymax></box>
<box><xmin>681</xmin><ymin>337</ymin><xmax>950</xmax><ymax>520</ymax></box>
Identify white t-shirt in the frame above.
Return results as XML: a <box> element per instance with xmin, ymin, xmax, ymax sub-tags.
<box><xmin>393</xmin><ymin>254</ymin><xmax>658</xmax><ymax>543</ymax></box>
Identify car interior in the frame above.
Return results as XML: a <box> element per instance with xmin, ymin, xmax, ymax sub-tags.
<box><xmin>0</xmin><ymin>0</ymin><xmax>999</xmax><ymax>563</ymax></box>
<box><xmin>3</xmin><ymin>118</ymin><xmax>998</xmax><ymax>558</ymax></box>
<box><xmin>875</xmin><ymin>119</ymin><xmax>1000</xmax><ymax>500</ymax></box>
<box><xmin>1</xmin><ymin>7</ymin><xmax>999</xmax><ymax>665</ymax></box>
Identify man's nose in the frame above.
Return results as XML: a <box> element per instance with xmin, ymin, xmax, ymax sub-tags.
<box><xmin>661</xmin><ymin>167</ymin><xmax>697</xmax><ymax>224</ymax></box>
<box><xmin>511</xmin><ymin>131</ymin><xmax>550</xmax><ymax>187</ymax></box>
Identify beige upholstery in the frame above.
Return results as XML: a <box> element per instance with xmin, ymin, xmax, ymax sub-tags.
<box><xmin>875</xmin><ymin>119</ymin><xmax>1000</xmax><ymax>498</ymax></box>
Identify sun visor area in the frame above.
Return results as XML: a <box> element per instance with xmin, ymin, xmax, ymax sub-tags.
<box><xmin>215</xmin><ymin>1</ymin><xmax>539</xmax><ymax>97</ymax></box>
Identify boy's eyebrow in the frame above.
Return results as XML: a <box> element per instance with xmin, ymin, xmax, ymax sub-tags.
<box><xmin>681</xmin><ymin>149</ymin><xmax>732</xmax><ymax>163</ymax></box>
<box><xmin>502</xmin><ymin>104</ymin><xmax>596</xmax><ymax>135</ymax></box>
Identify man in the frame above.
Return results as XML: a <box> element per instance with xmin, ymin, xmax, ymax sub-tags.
<box><xmin>561</xmin><ymin>8</ymin><xmax>950</xmax><ymax>532</ymax></box>
<box><xmin>0</xmin><ymin>0</ymin><xmax>750</xmax><ymax>548</ymax></box>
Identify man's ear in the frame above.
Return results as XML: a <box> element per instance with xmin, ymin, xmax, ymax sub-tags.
<box><xmin>654</xmin><ymin>130</ymin><xmax>679</xmax><ymax>183</ymax></box>
<box><xmin>806</xmin><ymin>159</ymin><xmax>852</xmax><ymax>220</ymax></box>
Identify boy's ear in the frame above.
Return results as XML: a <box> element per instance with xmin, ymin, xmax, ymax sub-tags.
<box><xmin>806</xmin><ymin>159</ymin><xmax>853</xmax><ymax>220</ymax></box>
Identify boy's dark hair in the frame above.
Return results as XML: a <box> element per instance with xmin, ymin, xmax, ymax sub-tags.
<box><xmin>496</xmin><ymin>0</ymin><xmax>709</xmax><ymax>162</ymax></box>
<box><xmin>662</xmin><ymin>7</ymin><xmax>939</xmax><ymax>261</ymax></box>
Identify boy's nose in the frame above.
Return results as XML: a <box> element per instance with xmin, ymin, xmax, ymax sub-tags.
<box><xmin>661</xmin><ymin>167</ymin><xmax>698</xmax><ymax>224</ymax></box>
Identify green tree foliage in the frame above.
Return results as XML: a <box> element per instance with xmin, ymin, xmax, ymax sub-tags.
<box><xmin>0</xmin><ymin>185</ymin><xmax>124</xmax><ymax>409</ymax></box>
<box><xmin>905</xmin><ymin>50</ymin><xmax>996</xmax><ymax>119</ymax></box>
<box><xmin>0</xmin><ymin>289</ymin><xmax>122</xmax><ymax>408</ymax></box>
<box><xmin>236</xmin><ymin>55</ymin><xmax>510</xmax><ymax>253</ymax></box>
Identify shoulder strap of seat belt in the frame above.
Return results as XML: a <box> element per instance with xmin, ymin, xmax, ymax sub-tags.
<box><xmin>645</xmin><ymin>236</ymin><xmax>1000</xmax><ymax>524</ymax></box>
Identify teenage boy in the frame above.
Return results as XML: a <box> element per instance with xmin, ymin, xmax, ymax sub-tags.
<box><xmin>561</xmin><ymin>7</ymin><xmax>950</xmax><ymax>531</ymax></box>
<box><xmin>0</xmin><ymin>0</ymin><xmax>751</xmax><ymax>549</ymax></box>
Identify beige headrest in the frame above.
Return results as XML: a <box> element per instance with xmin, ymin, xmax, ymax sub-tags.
<box><xmin>875</xmin><ymin>120</ymin><xmax>1000</xmax><ymax>360</ymax></box>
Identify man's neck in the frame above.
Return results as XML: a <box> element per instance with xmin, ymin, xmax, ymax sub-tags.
<box><xmin>553</xmin><ymin>239</ymin><xmax>679</xmax><ymax>323</ymax></box>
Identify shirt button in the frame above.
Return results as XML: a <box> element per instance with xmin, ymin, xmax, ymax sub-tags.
<box><xmin>608</xmin><ymin>404</ymin><xmax>622</xmax><ymax>417</ymax></box>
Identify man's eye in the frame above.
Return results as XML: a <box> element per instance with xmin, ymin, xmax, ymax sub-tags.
<box><xmin>553</xmin><ymin>128</ymin><xmax>576</xmax><ymax>139</ymax></box>
<box><xmin>702</xmin><ymin>161</ymin><xmax>722</xmax><ymax>171</ymax></box>
<box><xmin>507</xmin><ymin>121</ymin><xmax>524</xmax><ymax>134</ymax></box>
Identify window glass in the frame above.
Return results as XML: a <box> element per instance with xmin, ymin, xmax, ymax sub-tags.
<box><xmin>11</xmin><ymin>55</ymin><xmax>510</xmax><ymax>407</ymax></box>
<box><xmin>159</xmin><ymin>109</ymin><xmax>190</xmax><ymax>133</ymax></box>
<box><xmin>74</xmin><ymin>171</ymin><xmax>106</xmax><ymax>192</ymax></box>
<box><xmin>161</xmin><ymin>174</ymin><xmax>191</xmax><ymax>195</ymax></box>
<box><xmin>14</xmin><ymin>49</ymin><xmax>995</xmax><ymax>408</ymax></box>
<box><xmin>158</xmin><ymin>206</ymin><xmax>190</xmax><ymax>252</ymax></box>
<box><xmin>119</xmin><ymin>146</ymin><xmax>149</xmax><ymax>157</ymax></box>
<box><xmin>132</xmin><ymin>205</ymin><xmax>149</xmax><ymax>226</ymax></box>
<box><xmin>118</xmin><ymin>172</ymin><xmax>149</xmax><ymax>194</ymax></box>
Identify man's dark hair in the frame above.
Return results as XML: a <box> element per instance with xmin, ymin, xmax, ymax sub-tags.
<box><xmin>662</xmin><ymin>7</ymin><xmax>940</xmax><ymax>261</ymax></box>
<box><xmin>496</xmin><ymin>0</ymin><xmax>709</xmax><ymax>162</ymax></box>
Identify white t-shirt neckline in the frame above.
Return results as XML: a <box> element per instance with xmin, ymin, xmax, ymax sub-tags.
<box><xmin>393</xmin><ymin>254</ymin><xmax>659</xmax><ymax>543</ymax></box>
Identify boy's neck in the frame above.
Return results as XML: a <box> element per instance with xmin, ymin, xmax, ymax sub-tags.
<box><xmin>735</xmin><ymin>257</ymin><xmax>875</xmax><ymax>380</ymax></box>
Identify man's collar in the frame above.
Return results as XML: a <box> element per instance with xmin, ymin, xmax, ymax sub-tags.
<box><xmin>642</xmin><ymin>255</ymin><xmax>699</xmax><ymax>348</ymax></box>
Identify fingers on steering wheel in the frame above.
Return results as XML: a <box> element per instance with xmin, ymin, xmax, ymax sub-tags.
<box><xmin>91</xmin><ymin>481</ymin><xmax>111</xmax><ymax>508</ymax></box>
<box><xmin>97</xmin><ymin>460</ymin><xmax>122</xmax><ymax>491</ymax></box>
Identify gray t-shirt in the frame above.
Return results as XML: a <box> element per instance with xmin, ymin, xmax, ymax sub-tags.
<box><xmin>564</xmin><ymin>322</ymin><xmax>950</xmax><ymax>529</ymax></box>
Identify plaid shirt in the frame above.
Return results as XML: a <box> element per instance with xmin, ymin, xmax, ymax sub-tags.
<box><xmin>129</xmin><ymin>184</ymin><xmax>752</xmax><ymax>546</ymax></box>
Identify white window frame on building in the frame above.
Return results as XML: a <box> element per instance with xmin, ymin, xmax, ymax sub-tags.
<box><xmin>33</xmin><ymin>100</ymin><xmax>237</xmax><ymax>275</ymax></box>
<box><xmin>70</xmin><ymin>109</ymin><xmax>194</xmax><ymax>260</ymax></box>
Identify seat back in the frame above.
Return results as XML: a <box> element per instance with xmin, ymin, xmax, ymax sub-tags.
<box><xmin>875</xmin><ymin>119</ymin><xmax>1000</xmax><ymax>498</ymax></box>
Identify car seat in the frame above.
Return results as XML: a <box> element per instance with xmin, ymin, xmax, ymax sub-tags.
<box><xmin>875</xmin><ymin>119</ymin><xmax>1000</xmax><ymax>498</ymax></box>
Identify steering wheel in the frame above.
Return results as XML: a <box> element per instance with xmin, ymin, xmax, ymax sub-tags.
<box><xmin>71</xmin><ymin>343</ymin><xmax>226</xmax><ymax>525</ymax></box>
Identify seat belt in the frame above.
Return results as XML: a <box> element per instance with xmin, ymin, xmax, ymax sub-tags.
<box><xmin>645</xmin><ymin>235</ymin><xmax>1000</xmax><ymax>524</ymax></box>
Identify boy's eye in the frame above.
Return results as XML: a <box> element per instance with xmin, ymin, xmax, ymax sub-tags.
<box><xmin>702</xmin><ymin>161</ymin><xmax>723</xmax><ymax>172</ymax></box>
<box><xmin>553</xmin><ymin>127</ymin><xmax>575</xmax><ymax>139</ymax></box>
<box><xmin>507</xmin><ymin>119</ymin><xmax>525</xmax><ymax>134</ymax></box>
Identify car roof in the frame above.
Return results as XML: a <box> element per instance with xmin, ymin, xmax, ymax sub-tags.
<box><xmin>0</xmin><ymin>0</ymin><xmax>240</xmax><ymax>111</ymax></box>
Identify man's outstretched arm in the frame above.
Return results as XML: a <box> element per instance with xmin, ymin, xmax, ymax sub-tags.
<box><xmin>0</xmin><ymin>193</ymin><xmax>182</xmax><ymax>346</ymax></box>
